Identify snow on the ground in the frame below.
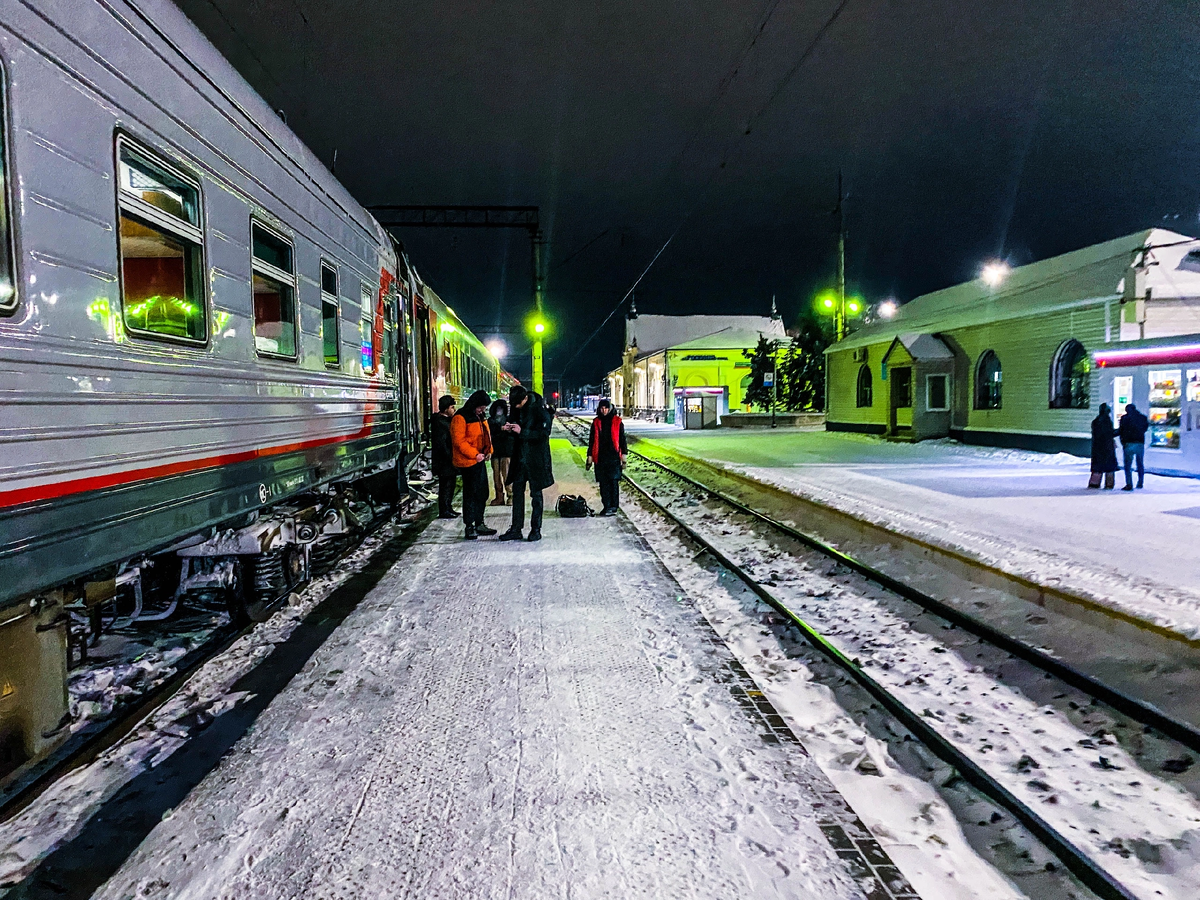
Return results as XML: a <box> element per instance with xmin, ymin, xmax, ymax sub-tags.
<box><xmin>619</xmin><ymin>492</ymin><xmax>1031</xmax><ymax>900</ymax></box>
<box><xmin>623</xmin><ymin>460</ymin><xmax>1200</xmax><ymax>900</ymax></box>
<box><xmin>90</xmin><ymin>450</ymin><xmax>866</xmax><ymax>900</ymax></box>
<box><xmin>630</xmin><ymin>425</ymin><xmax>1200</xmax><ymax>640</ymax></box>
<box><xmin>0</xmin><ymin>519</ymin><xmax>410</xmax><ymax>890</ymax></box>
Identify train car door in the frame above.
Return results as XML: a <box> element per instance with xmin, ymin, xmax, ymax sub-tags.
<box><xmin>414</xmin><ymin>300</ymin><xmax>433</xmax><ymax>436</ymax></box>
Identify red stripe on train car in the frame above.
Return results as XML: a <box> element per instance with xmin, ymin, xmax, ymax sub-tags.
<box><xmin>0</xmin><ymin>415</ymin><xmax>375</xmax><ymax>510</ymax></box>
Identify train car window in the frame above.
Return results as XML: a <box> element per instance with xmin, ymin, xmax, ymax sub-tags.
<box><xmin>116</xmin><ymin>140</ymin><xmax>206</xmax><ymax>342</ymax></box>
<box><xmin>320</xmin><ymin>261</ymin><xmax>339</xmax><ymax>368</ymax></box>
<box><xmin>360</xmin><ymin>283</ymin><xmax>374</xmax><ymax>373</ymax></box>
<box><xmin>250</xmin><ymin>222</ymin><xmax>296</xmax><ymax>358</ymax></box>
<box><xmin>0</xmin><ymin>64</ymin><xmax>14</xmax><ymax>313</ymax></box>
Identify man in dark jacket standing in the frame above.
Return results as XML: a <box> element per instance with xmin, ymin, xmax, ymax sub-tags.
<box><xmin>431</xmin><ymin>395</ymin><xmax>458</xmax><ymax>518</ymax></box>
<box><xmin>500</xmin><ymin>385</ymin><xmax>555</xmax><ymax>543</ymax></box>
<box><xmin>586</xmin><ymin>399</ymin><xmax>627</xmax><ymax>516</ymax></box>
<box><xmin>1118</xmin><ymin>402</ymin><xmax>1149</xmax><ymax>491</ymax></box>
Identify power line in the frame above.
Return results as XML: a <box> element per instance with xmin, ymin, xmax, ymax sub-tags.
<box><xmin>563</xmin><ymin>0</ymin><xmax>855</xmax><ymax>379</ymax></box>
<box><xmin>558</xmin><ymin>229</ymin><xmax>680</xmax><ymax>377</ymax></box>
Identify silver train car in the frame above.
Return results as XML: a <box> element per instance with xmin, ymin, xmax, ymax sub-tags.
<box><xmin>0</xmin><ymin>0</ymin><xmax>500</xmax><ymax>776</ymax></box>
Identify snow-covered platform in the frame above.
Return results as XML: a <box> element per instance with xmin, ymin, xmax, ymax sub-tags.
<box><xmin>626</xmin><ymin>423</ymin><xmax>1200</xmax><ymax>642</ymax></box>
<box><xmin>92</xmin><ymin>439</ymin><xmax>912</xmax><ymax>900</ymax></box>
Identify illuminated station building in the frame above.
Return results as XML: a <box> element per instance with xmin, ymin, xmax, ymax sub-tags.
<box><xmin>824</xmin><ymin>229</ymin><xmax>1200</xmax><ymax>474</ymax></box>
<box><xmin>607</xmin><ymin>303</ymin><xmax>787</xmax><ymax>427</ymax></box>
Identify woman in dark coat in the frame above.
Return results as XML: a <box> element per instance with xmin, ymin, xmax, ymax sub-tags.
<box><xmin>500</xmin><ymin>387</ymin><xmax>555</xmax><ymax>542</ymax></box>
<box><xmin>1090</xmin><ymin>403</ymin><xmax>1118</xmax><ymax>490</ymax></box>
<box><xmin>488</xmin><ymin>399</ymin><xmax>514</xmax><ymax>506</ymax></box>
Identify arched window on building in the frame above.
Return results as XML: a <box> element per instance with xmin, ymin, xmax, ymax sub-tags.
<box><xmin>856</xmin><ymin>364</ymin><xmax>873</xmax><ymax>407</ymax></box>
<box><xmin>975</xmin><ymin>350</ymin><xmax>1002</xmax><ymax>409</ymax></box>
<box><xmin>1049</xmin><ymin>339</ymin><xmax>1090</xmax><ymax>409</ymax></box>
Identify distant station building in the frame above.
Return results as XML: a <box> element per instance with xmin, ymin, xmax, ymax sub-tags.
<box><xmin>825</xmin><ymin>229</ymin><xmax>1200</xmax><ymax>462</ymax></box>
<box><xmin>607</xmin><ymin>303</ymin><xmax>787</xmax><ymax>426</ymax></box>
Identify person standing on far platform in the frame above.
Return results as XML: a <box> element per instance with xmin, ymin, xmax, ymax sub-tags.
<box><xmin>451</xmin><ymin>390</ymin><xmax>497</xmax><ymax>540</ymax></box>
<box><xmin>1118</xmin><ymin>402</ymin><xmax>1149</xmax><ymax>491</ymax></box>
<box><xmin>431</xmin><ymin>395</ymin><xmax>458</xmax><ymax>519</ymax></box>
<box><xmin>1089</xmin><ymin>403</ymin><xmax>1118</xmax><ymax>490</ymax></box>
<box><xmin>488</xmin><ymin>398</ymin><xmax>514</xmax><ymax>506</ymax></box>
<box><xmin>586</xmin><ymin>399</ymin><xmax>627</xmax><ymax>516</ymax></box>
<box><xmin>500</xmin><ymin>385</ymin><xmax>555</xmax><ymax>543</ymax></box>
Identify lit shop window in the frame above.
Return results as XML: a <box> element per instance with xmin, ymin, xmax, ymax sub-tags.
<box><xmin>117</xmin><ymin>140</ymin><xmax>206</xmax><ymax>342</ymax></box>
<box><xmin>0</xmin><ymin>64</ymin><xmax>13</xmax><ymax>313</ymax></box>
<box><xmin>251</xmin><ymin>223</ymin><xmax>297</xmax><ymax>358</ymax></box>
<box><xmin>1188</xmin><ymin>370</ymin><xmax>1200</xmax><ymax>403</ymax></box>
<box><xmin>321</xmin><ymin>261</ymin><xmax>339</xmax><ymax>368</ymax></box>
<box><xmin>1148</xmin><ymin>369</ymin><xmax>1181</xmax><ymax>449</ymax></box>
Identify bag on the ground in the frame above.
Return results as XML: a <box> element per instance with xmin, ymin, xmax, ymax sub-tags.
<box><xmin>556</xmin><ymin>494</ymin><xmax>593</xmax><ymax>518</ymax></box>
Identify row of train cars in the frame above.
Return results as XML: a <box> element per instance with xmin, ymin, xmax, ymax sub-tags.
<box><xmin>0</xmin><ymin>0</ymin><xmax>518</xmax><ymax>779</ymax></box>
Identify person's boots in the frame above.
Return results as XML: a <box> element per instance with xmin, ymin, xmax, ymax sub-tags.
<box><xmin>525</xmin><ymin>530</ymin><xmax>542</xmax><ymax>542</ymax></box>
<box><xmin>465</xmin><ymin>525</ymin><xmax>478</xmax><ymax>540</ymax></box>
<box><xmin>499</xmin><ymin>529</ymin><xmax>523</xmax><ymax>541</ymax></box>
<box><xmin>476</xmin><ymin>523</ymin><xmax>498</xmax><ymax>536</ymax></box>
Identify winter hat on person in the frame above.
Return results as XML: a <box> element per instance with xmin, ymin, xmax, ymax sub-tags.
<box><xmin>459</xmin><ymin>390</ymin><xmax>492</xmax><ymax>422</ymax></box>
<box><xmin>438</xmin><ymin>394</ymin><xmax>456</xmax><ymax>412</ymax></box>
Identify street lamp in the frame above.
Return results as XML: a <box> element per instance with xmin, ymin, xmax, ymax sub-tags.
<box><xmin>527</xmin><ymin>315</ymin><xmax>549</xmax><ymax>395</ymax></box>
<box><xmin>877</xmin><ymin>299</ymin><xmax>898</xmax><ymax>319</ymax></box>
<box><xmin>981</xmin><ymin>261</ymin><xmax>1010</xmax><ymax>288</ymax></box>
<box><xmin>485</xmin><ymin>339</ymin><xmax>507</xmax><ymax>360</ymax></box>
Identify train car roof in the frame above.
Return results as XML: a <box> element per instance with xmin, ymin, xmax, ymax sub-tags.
<box><xmin>137</xmin><ymin>0</ymin><xmax>392</xmax><ymax>254</ymax></box>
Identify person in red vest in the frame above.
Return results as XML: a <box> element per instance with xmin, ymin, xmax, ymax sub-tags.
<box><xmin>586</xmin><ymin>399</ymin><xmax>627</xmax><ymax>516</ymax></box>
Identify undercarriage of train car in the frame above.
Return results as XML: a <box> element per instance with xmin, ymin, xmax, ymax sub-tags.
<box><xmin>0</xmin><ymin>468</ymin><xmax>413</xmax><ymax>785</ymax></box>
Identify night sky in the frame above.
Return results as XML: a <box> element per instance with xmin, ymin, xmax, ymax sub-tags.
<box><xmin>174</xmin><ymin>0</ymin><xmax>1200</xmax><ymax>386</ymax></box>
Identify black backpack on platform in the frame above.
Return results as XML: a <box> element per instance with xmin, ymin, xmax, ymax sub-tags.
<box><xmin>555</xmin><ymin>495</ymin><xmax>593</xmax><ymax>518</ymax></box>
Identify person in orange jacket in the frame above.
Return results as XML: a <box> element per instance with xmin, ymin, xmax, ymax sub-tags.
<box><xmin>450</xmin><ymin>390</ymin><xmax>495</xmax><ymax>539</ymax></box>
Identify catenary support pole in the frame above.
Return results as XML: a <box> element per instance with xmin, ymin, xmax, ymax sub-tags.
<box><xmin>532</xmin><ymin>229</ymin><xmax>546</xmax><ymax>395</ymax></box>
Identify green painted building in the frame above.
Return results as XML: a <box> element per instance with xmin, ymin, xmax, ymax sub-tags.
<box><xmin>607</xmin><ymin>309</ymin><xmax>786</xmax><ymax>425</ymax></box>
<box><xmin>826</xmin><ymin>229</ymin><xmax>1200</xmax><ymax>453</ymax></box>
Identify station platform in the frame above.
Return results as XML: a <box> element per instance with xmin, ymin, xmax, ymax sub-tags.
<box><xmin>90</xmin><ymin>437</ymin><xmax>914</xmax><ymax>900</ymax></box>
<box><xmin>625</xmin><ymin>422</ymin><xmax>1200</xmax><ymax>643</ymax></box>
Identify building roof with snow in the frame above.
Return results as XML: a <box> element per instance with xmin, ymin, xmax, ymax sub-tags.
<box><xmin>831</xmin><ymin>228</ymin><xmax>1200</xmax><ymax>352</ymax></box>
<box><xmin>626</xmin><ymin>314</ymin><xmax>785</xmax><ymax>356</ymax></box>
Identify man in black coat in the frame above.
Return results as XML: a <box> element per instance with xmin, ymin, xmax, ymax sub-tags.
<box><xmin>1118</xmin><ymin>402</ymin><xmax>1149</xmax><ymax>491</ymax></box>
<box><xmin>499</xmin><ymin>385</ymin><xmax>555</xmax><ymax>542</ymax></box>
<box><xmin>430</xmin><ymin>394</ymin><xmax>458</xmax><ymax>518</ymax></box>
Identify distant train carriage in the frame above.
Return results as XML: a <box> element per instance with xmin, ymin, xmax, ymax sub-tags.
<box><xmin>0</xmin><ymin>0</ymin><xmax>486</xmax><ymax>780</ymax></box>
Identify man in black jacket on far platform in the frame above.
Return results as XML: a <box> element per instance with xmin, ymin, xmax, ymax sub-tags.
<box><xmin>431</xmin><ymin>395</ymin><xmax>458</xmax><ymax>518</ymax></box>
<box><xmin>1118</xmin><ymin>402</ymin><xmax>1149</xmax><ymax>491</ymax></box>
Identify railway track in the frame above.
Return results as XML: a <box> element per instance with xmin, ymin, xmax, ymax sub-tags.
<box><xmin>560</xmin><ymin>416</ymin><xmax>1200</xmax><ymax>900</ymax></box>
<box><xmin>0</xmin><ymin>498</ymin><xmax>431</xmax><ymax>827</ymax></box>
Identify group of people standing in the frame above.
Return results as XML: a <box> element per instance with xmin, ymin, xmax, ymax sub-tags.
<box><xmin>1090</xmin><ymin>402</ymin><xmax>1149</xmax><ymax>490</ymax></box>
<box><xmin>431</xmin><ymin>385</ymin><xmax>556</xmax><ymax>542</ymax></box>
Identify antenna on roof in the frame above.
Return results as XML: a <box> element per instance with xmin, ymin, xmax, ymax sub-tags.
<box><xmin>770</xmin><ymin>294</ymin><xmax>780</xmax><ymax>320</ymax></box>
<box><xmin>627</xmin><ymin>294</ymin><xmax>638</xmax><ymax>320</ymax></box>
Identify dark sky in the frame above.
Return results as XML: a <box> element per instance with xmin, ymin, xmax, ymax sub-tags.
<box><xmin>174</xmin><ymin>0</ymin><xmax>1200</xmax><ymax>385</ymax></box>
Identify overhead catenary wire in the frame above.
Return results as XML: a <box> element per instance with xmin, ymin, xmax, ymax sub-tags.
<box><xmin>562</xmin><ymin>0</ymin><xmax>856</xmax><ymax>381</ymax></box>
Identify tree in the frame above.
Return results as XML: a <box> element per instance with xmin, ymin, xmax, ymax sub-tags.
<box><xmin>742</xmin><ymin>335</ymin><xmax>778</xmax><ymax>412</ymax></box>
<box><xmin>779</xmin><ymin>319</ymin><xmax>829</xmax><ymax>411</ymax></box>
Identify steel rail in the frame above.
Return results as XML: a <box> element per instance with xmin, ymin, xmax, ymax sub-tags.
<box><xmin>618</xmin><ymin>436</ymin><xmax>1200</xmax><ymax>755</ymax></box>
<box><xmin>559</xmin><ymin>420</ymin><xmax>1138</xmax><ymax>900</ymax></box>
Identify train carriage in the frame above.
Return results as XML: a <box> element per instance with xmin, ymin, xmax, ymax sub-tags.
<box><xmin>0</xmin><ymin>0</ymin><xmax>478</xmax><ymax>778</ymax></box>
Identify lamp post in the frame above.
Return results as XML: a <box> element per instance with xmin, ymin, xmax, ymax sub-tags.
<box><xmin>531</xmin><ymin>229</ymin><xmax>546</xmax><ymax>395</ymax></box>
